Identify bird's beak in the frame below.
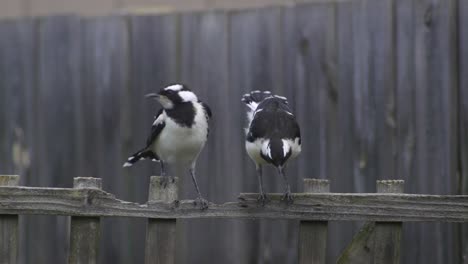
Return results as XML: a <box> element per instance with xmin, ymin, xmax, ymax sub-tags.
<box><xmin>145</xmin><ymin>93</ymin><xmax>160</xmax><ymax>99</ymax></box>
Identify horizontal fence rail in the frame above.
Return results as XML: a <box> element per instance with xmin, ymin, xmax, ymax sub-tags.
<box><xmin>0</xmin><ymin>179</ymin><xmax>467</xmax><ymax>222</ymax></box>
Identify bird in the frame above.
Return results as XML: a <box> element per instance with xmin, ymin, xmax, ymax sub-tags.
<box><xmin>242</xmin><ymin>90</ymin><xmax>301</xmax><ymax>204</ymax></box>
<box><xmin>123</xmin><ymin>84</ymin><xmax>212</xmax><ymax>209</ymax></box>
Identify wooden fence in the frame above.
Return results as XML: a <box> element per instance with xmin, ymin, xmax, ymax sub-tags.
<box><xmin>0</xmin><ymin>0</ymin><xmax>467</xmax><ymax>263</ymax></box>
<box><xmin>1</xmin><ymin>174</ymin><xmax>468</xmax><ymax>264</ymax></box>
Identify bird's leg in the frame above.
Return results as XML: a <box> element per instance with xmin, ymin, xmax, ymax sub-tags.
<box><xmin>190</xmin><ymin>166</ymin><xmax>208</xmax><ymax>210</ymax></box>
<box><xmin>278</xmin><ymin>166</ymin><xmax>293</xmax><ymax>204</ymax></box>
<box><xmin>256</xmin><ymin>165</ymin><xmax>269</xmax><ymax>205</ymax></box>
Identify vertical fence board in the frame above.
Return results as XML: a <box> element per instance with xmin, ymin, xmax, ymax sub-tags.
<box><xmin>280</xmin><ymin>2</ymin><xmax>337</xmax><ymax>261</ymax></box>
<box><xmin>299</xmin><ymin>179</ymin><xmax>329</xmax><ymax>264</ymax></box>
<box><xmin>373</xmin><ymin>180</ymin><xmax>404</xmax><ymax>264</ymax></box>
<box><xmin>411</xmin><ymin>0</ymin><xmax>459</xmax><ymax>263</ymax></box>
<box><xmin>332</xmin><ymin>2</ymin><xmax>361</xmax><ymax>261</ymax></box>
<box><xmin>0</xmin><ymin>20</ymin><xmax>36</xmax><ymax>264</ymax></box>
<box><xmin>0</xmin><ymin>176</ymin><xmax>19</xmax><ymax>263</ymax></box>
<box><xmin>145</xmin><ymin>176</ymin><xmax>178</xmax><ymax>264</ymax></box>
<box><xmin>413</xmin><ymin>0</ymin><xmax>460</xmax><ymax>262</ymax></box>
<box><xmin>230</xmin><ymin>7</ymin><xmax>294</xmax><ymax>263</ymax></box>
<box><xmin>179</xmin><ymin>10</ymin><xmax>232</xmax><ymax>263</ymax></box>
<box><xmin>69</xmin><ymin>178</ymin><xmax>101</xmax><ymax>264</ymax></box>
<box><xmin>82</xmin><ymin>16</ymin><xmax>132</xmax><ymax>264</ymax></box>
<box><xmin>35</xmin><ymin>15</ymin><xmax>82</xmax><ymax>264</ymax></box>
<box><xmin>459</xmin><ymin>0</ymin><xmax>468</xmax><ymax>262</ymax></box>
<box><xmin>128</xmin><ymin>13</ymin><xmax>179</xmax><ymax>264</ymax></box>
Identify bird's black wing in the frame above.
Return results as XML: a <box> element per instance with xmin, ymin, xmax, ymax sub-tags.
<box><xmin>249</xmin><ymin>97</ymin><xmax>300</xmax><ymax>141</ymax></box>
<box><xmin>146</xmin><ymin>108</ymin><xmax>166</xmax><ymax>147</ymax></box>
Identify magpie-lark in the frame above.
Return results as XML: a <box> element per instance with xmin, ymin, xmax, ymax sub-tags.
<box><xmin>242</xmin><ymin>90</ymin><xmax>301</xmax><ymax>204</ymax></box>
<box><xmin>123</xmin><ymin>84</ymin><xmax>212</xmax><ymax>209</ymax></box>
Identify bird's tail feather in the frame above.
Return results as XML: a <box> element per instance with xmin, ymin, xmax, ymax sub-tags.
<box><xmin>241</xmin><ymin>90</ymin><xmax>272</xmax><ymax>111</ymax></box>
<box><xmin>123</xmin><ymin>149</ymin><xmax>159</xmax><ymax>167</ymax></box>
<box><xmin>242</xmin><ymin>90</ymin><xmax>272</xmax><ymax>134</ymax></box>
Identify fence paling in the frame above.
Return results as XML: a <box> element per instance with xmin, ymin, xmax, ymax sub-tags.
<box><xmin>373</xmin><ymin>180</ymin><xmax>404</xmax><ymax>264</ymax></box>
<box><xmin>0</xmin><ymin>175</ymin><xmax>19</xmax><ymax>264</ymax></box>
<box><xmin>0</xmin><ymin>174</ymin><xmax>464</xmax><ymax>263</ymax></box>
<box><xmin>69</xmin><ymin>177</ymin><xmax>101</xmax><ymax>264</ymax></box>
<box><xmin>299</xmin><ymin>179</ymin><xmax>329</xmax><ymax>264</ymax></box>
<box><xmin>145</xmin><ymin>176</ymin><xmax>178</xmax><ymax>264</ymax></box>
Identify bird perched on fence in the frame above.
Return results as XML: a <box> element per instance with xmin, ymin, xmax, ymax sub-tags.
<box><xmin>242</xmin><ymin>91</ymin><xmax>301</xmax><ymax>204</ymax></box>
<box><xmin>123</xmin><ymin>84</ymin><xmax>212</xmax><ymax>209</ymax></box>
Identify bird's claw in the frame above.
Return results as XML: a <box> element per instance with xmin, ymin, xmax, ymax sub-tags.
<box><xmin>194</xmin><ymin>197</ymin><xmax>209</xmax><ymax>210</ymax></box>
<box><xmin>257</xmin><ymin>193</ymin><xmax>270</xmax><ymax>206</ymax></box>
<box><xmin>281</xmin><ymin>192</ymin><xmax>294</xmax><ymax>204</ymax></box>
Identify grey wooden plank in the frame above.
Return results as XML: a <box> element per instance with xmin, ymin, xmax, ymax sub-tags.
<box><xmin>145</xmin><ymin>176</ymin><xmax>178</xmax><ymax>264</ymax></box>
<box><xmin>0</xmin><ymin>19</ymin><xmax>38</xmax><ymax>264</ymax></box>
<box><xmin>35</xmin><ymin>15</ymin><xmax>82</xmax><ymax>264</ymax></box>
<box><xmin>460</xmin><ymin>0</ymin><xmax>468</xmax><ymax>262</ymax></box>
<box><xmin>299</xmin><ymin>179</ymin><xmax>329</xmax><ymax>264</ymax></box>
<box><xmin>336</xmin><ymin>222</ymin><xmax>375</xmax><ymax>264</ymax></box>
<box><xmin>230</xmin><ymin>7</ymin><xmax>289</xmax><ymax>263</ymax></box>
<box><xmin>0</xmin><ymin>175</ymin><xmax>19</xmax><ymax>264</ymax></box>
<box><xmin>179</xmin><ymin>10</ymin><xmax>234</xmax><ymax>264</ymax></box>
<box><xmin>82</xmin><ymin>16</ymin><xmax>134</xmax><ymax>264</ymax></box>
<box><xmin>3</xmin><ymin>186</ymin><xmax>468</xmax><ymax>222</ymax></box>
<box><xmin>373</xmin><ymin>180</ymin><xmax>404</xmax><ymax>264</ymax></box>
<box><xmin>332</xmin><ymin>2</ymin><xmax>362</xmax><ymax>261</ymax></box>
<box><xmin>69</xmin><ymin>178</ymin><xmax>101</xmax><ymax>264</ymax></box>
<box><xmin>412</xmin><ymin>0</ymin><xmax>459</xmax><ymax>263</ymax></box>
<box><xmin>129</xmin><ymin>13</ymin><xmax>180</xmax><ymax>264</ymax></box>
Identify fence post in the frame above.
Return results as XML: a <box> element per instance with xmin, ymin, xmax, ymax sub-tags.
<box><xmin>299</xmin><ymin>178</ymin><xmax>329</xmax><ymax>264</ymax></box>
<box><xmin>0</xmin><ymin>175</ymin><xmax>19</xmax><ymax>264</ymax></box>
<box><xmin>145</xmin><ymin>176</ymin><xmax>178</xmax><ymax>264</ymax></box>
<box><xmin>69</xmin><ymin>177</ymin><xmax>101</xmax><ymax>264</ymax></box>
<box><xmin>374</xmin><ymin>180</ymin><xmax>404</xmax><ymax>264</ymax></box>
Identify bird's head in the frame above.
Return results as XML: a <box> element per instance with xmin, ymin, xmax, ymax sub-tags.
<box><xmin>145</xmin><ymin>84</ymin><xmax>198</xmax><ymax>109</ymax></box>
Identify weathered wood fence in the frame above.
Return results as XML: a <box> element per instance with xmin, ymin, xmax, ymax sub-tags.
<box><xmin>0</xmin><ymin>0</ymin><xmax>467</xmax><ymax>263</ymax></box>
<box><xmin>2</xmin><ymin>174</ymin><xmax>468</xmax><ymax>263</ymax></box>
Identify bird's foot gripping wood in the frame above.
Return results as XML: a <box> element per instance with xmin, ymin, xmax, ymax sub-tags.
<box><xmin>257</xmin><ymin>193</ymin><xmax>270</xmax><ymax>206</ymax></box>
<box><xmin>281</xmin><ymin>191</ymin><xmax>294</xmax><ymax>204</ymax></box>
<box><xmin>159</xmin><ymin>176</ymin><xmax>175</xmax><ymax>188</ymax></box>
<box><xmin>193</xmin><ymin>196</ymin><xmax>209</xmax><ymax>210</ymax></box>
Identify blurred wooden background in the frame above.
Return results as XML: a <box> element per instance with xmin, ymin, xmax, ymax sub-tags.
<box><xmin>0</xmin><ymin>0</ymin><xmax>466</xmax><ymax>263</ymax></box>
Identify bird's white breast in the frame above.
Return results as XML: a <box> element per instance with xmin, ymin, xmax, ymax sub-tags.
<box><xmin>153</xmin><ymin>102</ymin><xmax>208</xmax><ymax>166</ymax></box>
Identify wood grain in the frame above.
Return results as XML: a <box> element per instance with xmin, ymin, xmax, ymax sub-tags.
<box><xmin>0</xmin><ymin>176</ymin><xmax>19</xmax><ymax>264</ymax></box>
<box><xmin>299</xmin><ymin>179</ymin><xmax>329</xmax><ymax>264</ymax></box>
<box><xmin>69</xmin><ymin>178</ymin><xmax>101</xmax><ymax>264</ymax></box>
<box><xmin>145</xmin><ymin>176</ymin><xmax>178</xmax><ymax>264</ymax></box>
<box><xmin>0</xmin><ymin>186</ymin><xmax>466</xmax><ymax>222</ymax></box>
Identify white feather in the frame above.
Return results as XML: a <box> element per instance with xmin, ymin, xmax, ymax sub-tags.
<box><xmin>165</xmin><ymin>84</ymin><xmax>184</xmax><ymax>91</ymax></box>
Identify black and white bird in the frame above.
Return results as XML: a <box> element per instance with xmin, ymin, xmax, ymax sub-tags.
<box><xmin>123</xmin><ymin>84</ymin><xmax>212</xmax><ymax>209</ymax></box>
<box><xmin>242</xmin><ymin>91</ymin><xmax>301</xmax><ymax>204</ymax></box>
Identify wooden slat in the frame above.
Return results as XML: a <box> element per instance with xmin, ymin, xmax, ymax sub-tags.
<box><xmin>69</xmin><ymin>178</ymin><xmax>101</xmax><ymax>264</ymax></box>
<box><xmin>412</xmin><ymin>0</ymin><xmax>459</xmax><ymax>263</ymax></box>
<box><xmin>229</xmin><ymin>6</ymin><xmax>289</xmax><ymax>263</ymax></box>
<box><xmin>299</xmin><ymin>179</ymin><xmax>329</xmax><ymax>264</ymax></box>
<box><xmin>0</xmin><ymin>176</ymin><xmax>19</xmax><ymax>263</ymax></box>
<box><xmin>0</xmin><ymin>187</ymin><xmax>467</xmax><ymax>221</ymax></box>
<box><xmin>0</xmin><ymin>19</ymin><xmax>37</xmax><ymax>264</ymax></box>
<box><xmin>82</xmin><ymin>15</ymin><xmax>132</xmax><ymax>264</ymax></box>
<box><xmin>460</xmin><ymin>0</ymin><xmax>468</xmax><ymax>261</ymax></box>
<box><xmin>145</xmin><ymin>176</ymin><xmax>178</xmax><ymax>264</ymax></box>
<box><xmin>332</xmin><ymin>1</ymin><xmax>362</xmax><ymax>261</ymax></box>
<box><xmin>179</xmin><ymin>10</ymin><xmax>232</xmax><ymax>264</ymax></box>
<box><xmin>36</xmin><ymin>15</ymin><xmax>82</xmax><ymax>264</ymax></box>
<box><xmin>373</xmin><ymin>180</ymin><xmax>403</xmax><ymax>264</ymax></box>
